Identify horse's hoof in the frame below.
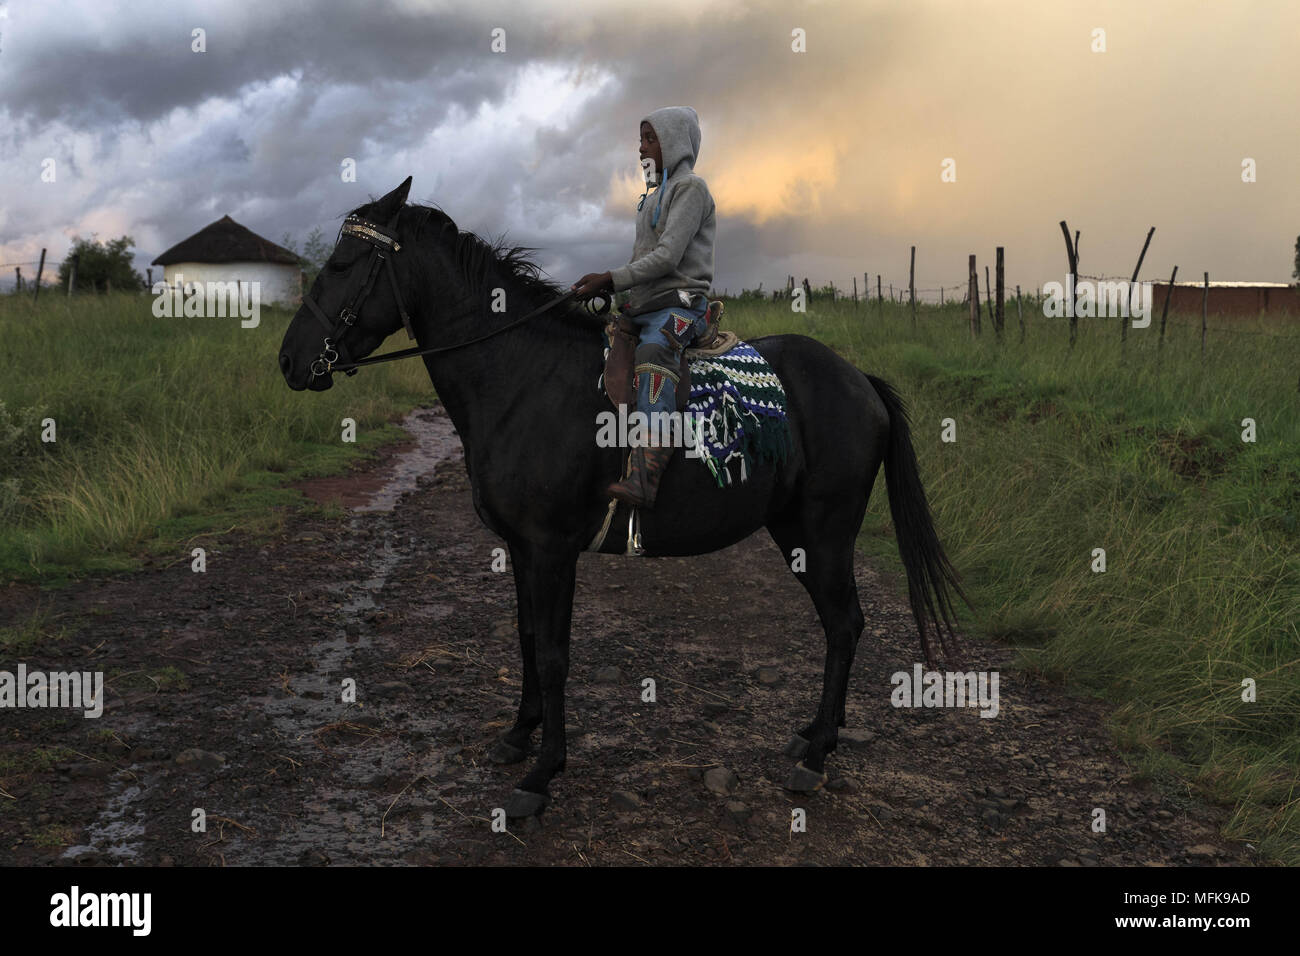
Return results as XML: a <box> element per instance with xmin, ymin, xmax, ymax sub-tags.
<box><xmin>503</xmin><ymin>788</ymin><xmax>549</xmax><ymax>818</ymax></box>
<box><xmin>784</xmin><ymin>761</ymin><xmax>828</xmax><ymax>793</ymax></box>
<box><xmin>488</xmin><ymin>739</ymin><xmax>528</xmax><ymax>765</ymax></box>
<box><xmin>783</xmin><ymin>734</ymin><xmax>810</xmax><ymax>759</ymax></box>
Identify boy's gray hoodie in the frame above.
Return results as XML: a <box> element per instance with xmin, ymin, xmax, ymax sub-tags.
<box><xmin>609</xmin><ymin>106</ymin><xmax>715</xmax><ymax>310</ymax></box>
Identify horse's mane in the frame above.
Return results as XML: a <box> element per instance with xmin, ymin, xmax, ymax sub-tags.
<box><xmin>347</xmin><ymin>198</ymin><xmax>594</xmax><ymax>338</ymax></box>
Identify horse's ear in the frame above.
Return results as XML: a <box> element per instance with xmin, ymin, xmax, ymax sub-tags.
<box><xmin>375</xmin><ymin>176</ymin><xmax>413</xmax><ymax>216</ymax></box>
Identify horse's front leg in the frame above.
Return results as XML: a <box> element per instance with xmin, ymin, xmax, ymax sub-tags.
<box><xmin>488</xmin><ymin>540</ymin><xmax>543</xmax><ymax>764</ymax></box>
<box><xmin>502</xmin><ymin>542</ymin><xmax>578</xmax><ymax>818</ymax></box>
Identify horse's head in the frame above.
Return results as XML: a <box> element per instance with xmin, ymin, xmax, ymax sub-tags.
<box><xmin>279</xmin><ymin>176</ymin><xmax>422</xmax><ymax>391</ymax></box>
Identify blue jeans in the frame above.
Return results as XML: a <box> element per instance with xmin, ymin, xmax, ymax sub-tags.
<box><xmin>626</xmin><ymin>302</ymin><xmax>708</xmax><ymax>417</ymax></box>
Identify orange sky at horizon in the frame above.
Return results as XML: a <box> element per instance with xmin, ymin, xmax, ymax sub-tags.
<box><xmin>587</xmin><ymin>0</ymin><xmax>1300</xmax><ymax>292</ymax></box>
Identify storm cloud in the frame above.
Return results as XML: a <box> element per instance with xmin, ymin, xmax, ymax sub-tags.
<box><xmin>2</xmin><ymin>0</ymin><xmax>1297</xmax><ymax>296</ymax></box>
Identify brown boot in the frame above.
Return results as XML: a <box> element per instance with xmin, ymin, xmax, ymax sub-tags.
<box><xmin>608</xmin><ymin>444</ymin><xmax>677</xmax><ymax>508</ymax></box>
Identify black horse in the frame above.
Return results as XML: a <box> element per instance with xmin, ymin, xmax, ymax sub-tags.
<box><xmin>279</xmin><ymin>177</ymin><xmax>970</xmax><ymax>817</ymax></box>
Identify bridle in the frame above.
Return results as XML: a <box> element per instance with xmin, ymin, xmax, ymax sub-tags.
<box><xmin>301</xmin><ymin>209</ymin><xmax>422</xmax><ymax>379</ymax></box>
<box><xmin>301</xmin><ymin>209</ymin><xmax>609</xmax><ymax>380</ymax></box>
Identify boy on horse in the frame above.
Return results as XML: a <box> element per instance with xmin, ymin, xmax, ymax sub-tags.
<box><xmin>572</xmin><ymin>105</ymin><xmax>717</xmax><ymax>508</ymax></box>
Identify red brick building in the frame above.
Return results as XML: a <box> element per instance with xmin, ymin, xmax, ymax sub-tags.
<box><xmin>1148</xmin><ymin>281</ymin><xmax>1300</xmax><ymax>316</ymax></box>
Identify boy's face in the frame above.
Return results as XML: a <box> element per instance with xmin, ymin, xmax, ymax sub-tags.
<box><xmin>639</xmin><ymin>121</ymin><xmax>662</xmax><ymax>176</ymax></box>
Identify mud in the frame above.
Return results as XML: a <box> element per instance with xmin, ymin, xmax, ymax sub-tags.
<box><xmin>0</xmin><ymin>405</ymin><xmax>1262</xmax><ymax>866</ymax></box>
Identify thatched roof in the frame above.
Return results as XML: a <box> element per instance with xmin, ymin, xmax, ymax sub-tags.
<box><xmin>152</xmin><ymin>215</ymin><xmax>300</xmax><ymax>266</ymax></box>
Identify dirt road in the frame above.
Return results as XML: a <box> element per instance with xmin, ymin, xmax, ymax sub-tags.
<box><xmin>0</xmin><ymin>405</ymin><xmax>1258</xmax><ymax>866</ymax></box>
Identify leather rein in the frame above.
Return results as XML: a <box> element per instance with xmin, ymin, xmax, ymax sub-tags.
<box><xmin>301</xmin><ymin>210</ymin><xmax>609</xmax><ymax>379</ymax></box>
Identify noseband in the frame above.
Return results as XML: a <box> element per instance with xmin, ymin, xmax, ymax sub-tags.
<box><xmin>301</xmin><ymin>211</ymin><xmax>415</xmax><ymax>378</ymax></box>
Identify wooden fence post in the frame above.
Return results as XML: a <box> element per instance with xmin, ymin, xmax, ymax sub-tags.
<box><xmin>995</xmin><ymin>246</ymin><xmax>1004</xmax><ymax>339</ymax></box>
<box><xmin>909</xmin><ymin>245</ymin><xmax>916</xmax><ymax>325</ymax></box>
<box><xmin>877</xmin><ymin>275</ymin><xmax>882</xmax><ymax>319</ymax></box>
<box><xmin>1016</xmin><ymin>284</ymin><xmax>1024</xmax><ymax>344</ymax></box>
<box><xmin>67</xmin><ymin>254</ymin><xmax>78</xmax><ymax>297</ymax></box>
<box><xmin>32</xmin><ymin>249</ymin><xmax>46</xmax><ymax>302</ymax></box>
<box><xmin>853</xmin><ymin>275</ymin><xmax>858</xmax><ymax>307</ymax></box>
<box><xmin>1158</xmin><ymin>265</ymin><xmax>1177</xmax><ymax>351</ymax></box>
<box><xmin>14</xmin><ymin>267</ymin><xmax>21</xmax><ymax>293</ymax></box>
<box><xmin>968</xmin><ymin>254</ymin><xmax>980</xmax><ymax>337</ymax></box>
<box><xmin>984</xmin><ymin>264</ymin><xmax>993</xmax><ymax>328</ymax></box>
<box><xmin>1059</xmin><ymin>221</ymin><xmax>1080</xmax><ymax>350</ymax></box>
<box><xmin>1201</xmin><ymin>272</ymin><xmax>1209</xmax><ymax>360</ymax></box>
<box><xmin>1124</xmin><ymin>226</ymin><xmax>1155</xmax><ymax>346</ymax></box>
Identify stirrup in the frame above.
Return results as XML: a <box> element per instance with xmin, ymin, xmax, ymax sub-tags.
<box><xmin>626</xmin><ymin>507</ymin><xmax>643</xmax><ymax>556</ymax></box>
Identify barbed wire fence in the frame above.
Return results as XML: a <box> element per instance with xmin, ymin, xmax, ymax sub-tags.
<box><xmin>757</xmin><ymin>272</ymin><xmax>1298</xmax><ymax>338</ymax></box>
<box><xmin>727</xmin><ymin>272</ymin><xmax>1159</xmax><ymax>305</ymax></box>
<box><xmin>0</xmin><ymin>259</ymin><xmax>62</xmax><ymax>292</ymax></box>
<box><xmin>0</xmin><ymin>254</ymin><xmax>169</xmax><ymax>295</ymax></box>
<box><xmin>723</xmin><ymin>231</ymin><xmax>1300</xmax><ymax>351</ymax></box>
<box><xmin>6</xmin><ymin>247</ymin><xmax>1297</xmax><ymax>342</ymax></box>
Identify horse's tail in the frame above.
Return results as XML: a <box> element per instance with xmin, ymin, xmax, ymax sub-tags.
<box><xmin>865</xmin><ymin>373</ymin><xmax>972</xmax><ymax>668</ymax></box>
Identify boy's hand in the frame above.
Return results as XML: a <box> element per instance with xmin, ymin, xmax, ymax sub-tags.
<box><xmin>572</xmin><ymin>272</ymin><xmax>613</xmax><ymax>298</ymax></box>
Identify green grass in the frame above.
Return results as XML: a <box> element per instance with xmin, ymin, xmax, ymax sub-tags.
<box><xmin>32</xmin><ymin>824</ymin><xmax>77</xmax><ymax>849</ymax></box>
<box><xmin>0</xmin><ymin>745</ymin><xmax>76</xmax><ymax>778</ymax></box>
<box><xmin>0</xmin><ymin>602</ymin><xmax>73</xmax><ymax>655</ymax></box>
<box><xmin>0</xmin><ymin>292</ymin><xmax>433</xmax><ymax>583</ymax></box>
<box><xmin>108</xmin><ymin>665</ymin><xmax>191</xmax><ymax>694</ymax></box>
<box><xmin>2</xmin><ymin>287</ymin><xmax>1298</xmax><ymax>861</ymax></box>
<box><xmin>725</xmin><ymin>294</ymin><xmax>1300</xmax><ymax>863</ymax></box>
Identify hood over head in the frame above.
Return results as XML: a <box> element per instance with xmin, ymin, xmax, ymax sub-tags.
<box><xmin>644</xmin><ymin>106</ymin><xmax>701</xmax><ymax>180</ymax></box>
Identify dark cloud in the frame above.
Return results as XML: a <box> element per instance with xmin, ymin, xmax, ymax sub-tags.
<box><xmin>17</xmin><ymin>1</ymin><xmax>1288</xmax><ymax>298</ymax></box>
<box><xmin>3</xmin><ymin>0</ymin><xmax>917</xmax><ymax>294</ymax></box>
<box><xmin>2</xmin><ymin>3</ymin><xmax>503</xmax><ymax>129</ymax></box>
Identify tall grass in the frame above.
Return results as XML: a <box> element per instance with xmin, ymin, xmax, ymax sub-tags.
<box><xmin>0</xmin><ymin>292</ymin><xmax>432</xmax><ymax>579</ymax></box>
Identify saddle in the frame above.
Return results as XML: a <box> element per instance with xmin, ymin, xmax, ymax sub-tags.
<box><xmin>602</xmin><ymin>298</ymin><xmax>729</xmax><ymax>411</ymax></box>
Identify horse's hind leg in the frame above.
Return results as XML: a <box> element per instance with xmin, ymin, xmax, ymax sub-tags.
<box><xmin>767</xmin><ymin>506</ymin><xmax>867</xmax><ymax>792</ymax></box>
<box><xmin>488</xmin><ymin>540</ymin><xmax>542</xmax><ymax>764</ymax></box>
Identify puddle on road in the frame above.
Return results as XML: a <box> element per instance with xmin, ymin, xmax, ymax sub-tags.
<box><xmin>355</xmin><ymin>406</ymin><xmax>463</xmax><ymax>513</ymax></box>
<box><xmin>63</xmin><ymin>781</ymin><xmax>147</xmax><ymax>864</ymax></box>
<box><xmin>237</xmin><ymin>405</ymin><xmax>474</xmax><ymax>862</ymax></box>
<box><xmin>296</xmin><ymin>406</ymin><xmax>464</xmax><ymax>514</ymax></box>
<box><xmin>62</xmin><ymin>406</ymin><xmax>471</xmax><ymax>866</ymax></box>
<box><xmin>406</xmin><ymin>602</ymin><xmax>456</xmax><ymax>623</ymax></box>
<box><xmin>266</xmin><ymin>405</ymin><xmax>463</xmax><ymax>734</ymax></box>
